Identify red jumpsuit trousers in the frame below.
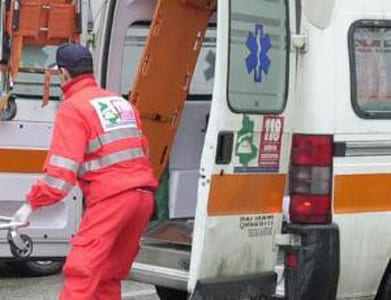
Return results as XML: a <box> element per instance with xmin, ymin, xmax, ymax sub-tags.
<box><xmin>60</xmin><ymin>190</ymin><xmax>154</xmax><ymax>300</ymax></box>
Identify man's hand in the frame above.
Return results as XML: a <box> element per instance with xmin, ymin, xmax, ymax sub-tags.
<box><xmin>12</xmin><ymin>203</ymin><xmax>32</xmax><ymax>225</ymax></box>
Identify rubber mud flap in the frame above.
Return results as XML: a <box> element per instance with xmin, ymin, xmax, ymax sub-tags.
<box><xmin>190</xmin><ymin>272</ymin><xmax>277</xmax><ymax>299</ymax></box>
<box><xmin>285</xmin><ymin>223</ymin><xmax>339</xmax><ymax>300</ymax></box>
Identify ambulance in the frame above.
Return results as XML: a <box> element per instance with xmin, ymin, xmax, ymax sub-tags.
<box><xmin>1</xmin><ymin>0</ymin><xmax>391</xmax><ymax>299</ymax></box>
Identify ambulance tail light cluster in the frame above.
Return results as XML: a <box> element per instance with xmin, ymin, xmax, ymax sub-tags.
<box><xmin>289</xmin><ymin>134</ymin><xmax>333</xmax><ymax>224</ymax></box>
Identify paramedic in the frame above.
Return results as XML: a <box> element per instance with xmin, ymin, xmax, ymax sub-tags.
<box><xmin>11</xmin><ymin>43</ymin><xmax>158</xmax><ymax>300</ymax></box>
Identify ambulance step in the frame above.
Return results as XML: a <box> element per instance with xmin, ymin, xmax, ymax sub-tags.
<box><xmin>143</xmin><ymin>219</ymin><xmax>193</xmax><ymax>246</ymax></box>
<box><xmin>131</xmin><ymin>262</ymin><xmax>189</xmax><ymax>291</ymax></box>
<box><xmin>136</xmin><ymin>243</ymin><xmax>191</xmax><ymax>271</ymax></box>
<box><xmin>132</xmin><ymin>241</ymin><xmax>191</xmax><ymax>290</ymax></box>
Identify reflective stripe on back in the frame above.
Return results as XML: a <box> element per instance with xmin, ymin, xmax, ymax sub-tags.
<box><xmin>49</xmin><ymin>155</ymin><xmax>79</xmax><ymax>173</ymax></box>
<box><xmin>43</xmin><ymin>175</ymin><xmax>74</xmax><ymax>193</ymax></box>
<box><xmin>87</xmin><ymin>128</ymin><xmax>142</xmax><ymax>153</ymax></box>
<box><xmin>79</xmin><ymin>148</ymin><xmax>145</xmax><ymax>175</ymax></box>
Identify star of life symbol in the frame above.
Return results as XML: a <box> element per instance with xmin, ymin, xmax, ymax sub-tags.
<box><xmin>245</xmin><ymin>24</ymin><xmax>272</xmax><ymax>83</ymax></box>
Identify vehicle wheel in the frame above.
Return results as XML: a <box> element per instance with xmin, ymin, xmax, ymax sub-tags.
<box><xmin>155</xmin><ymin>286</ymin><xmax>189</xmax><ymax>300</ymax></box>
<box><xmin>8</xmin><ymin>260</ymin><xmax>64</xmax><ymax>277</ymax></box>
<box><xmin>377</xmin><ymin>271</ymin><xmax>391</xmax><ymax>300</ymax></box>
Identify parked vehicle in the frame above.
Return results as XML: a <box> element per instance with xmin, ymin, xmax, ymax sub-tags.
<box><xmin>1</xmin><ymin>0</ymin><xmax>391</xmax><ymax>299</ymax></box>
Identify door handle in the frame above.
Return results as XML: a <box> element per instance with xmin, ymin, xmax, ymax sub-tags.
<box><xmin>215</xmin><ymin>131</ymin><xmax>233</xmax><ymax>165</ymax></box>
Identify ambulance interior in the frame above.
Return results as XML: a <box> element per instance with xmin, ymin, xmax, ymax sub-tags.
<box><xmin>112</xmin><ymin>22</ymin><xmax>215</xmax><ymax>219</ymax></box>
<box><xmin>100</xmin><ymin>2</ymin><xmax>217</xmax><ymax>286</ymax></box>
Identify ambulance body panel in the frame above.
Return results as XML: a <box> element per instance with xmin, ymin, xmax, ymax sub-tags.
<box><xmin>284</xmin><ymin>0</ymin><xmax>391</xmax><ymax>299</ymax></box>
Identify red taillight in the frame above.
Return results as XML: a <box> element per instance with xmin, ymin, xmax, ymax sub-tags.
<box><xmin>289</xmin><ymin>134</ymin><xmax>333</xmax><ymax>224</ymax></box>
<box><xmin>289</xmin><ymin>195</ymin><xmax>331</xmax><ymax>224</ymax></box>
<box><xmin>285</xmin><ymin>251</ymin><xmax>299</xmax><ymax>268</ymax></box>
<box><xmin>291</xmin><ymin>135</ymin><xmax>332</xmax><ymax>166</ymax></box>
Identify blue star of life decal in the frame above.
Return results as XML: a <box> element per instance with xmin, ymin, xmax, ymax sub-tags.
<box><xmin>245</xmin><ymin>24</ymin><xmax>272</xmax><ymax>83</ymax></box>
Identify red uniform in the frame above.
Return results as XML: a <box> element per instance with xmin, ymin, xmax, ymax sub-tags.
<box><xmin>26</xmin><ymin>74</ymin><xmax>158</xmax><ymax>300</ymax></box>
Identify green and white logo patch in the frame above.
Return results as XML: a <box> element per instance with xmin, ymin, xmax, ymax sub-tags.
<box><xmin>90</xmin><ymin>97</ymin><xmax>137</xmax><ymax>132</ymax></box>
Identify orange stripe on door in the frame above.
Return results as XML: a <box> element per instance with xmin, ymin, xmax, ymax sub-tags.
<box><xmin>334</xmin><ymin>174</ymin><xmax>391</xmax><ymax>213</ymax></box>
<box><xmin>0</xmin><ymin>149</ymin><xmax>47</xmax><ymax>173</ymax></box>
<box><xmin>207</xmin><ymin>174</ymin><xmax>285</xmax><ymax>216</ymax></box>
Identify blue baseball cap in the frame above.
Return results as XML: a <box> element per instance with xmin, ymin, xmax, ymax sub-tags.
<box><xmin>51</xmin><ymin>43</ymin><xmax>93</xmax><ymax>75</ymax></box>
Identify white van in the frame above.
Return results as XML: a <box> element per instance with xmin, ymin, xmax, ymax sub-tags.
<box><xmin>1</xmin><ymin>0</ymin><xmax>290</xmax><ymax>297</ymax></box>
<box><xmin>2</xmin><ymin>0</ymin><xmax>391</xmax><ymax>299</ymax></box>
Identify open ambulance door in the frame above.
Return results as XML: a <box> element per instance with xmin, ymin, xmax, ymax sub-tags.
<box><xmin>188</xmin><ymin>0</ymin><xmax>298</xmax><ymax>298</ymax></box>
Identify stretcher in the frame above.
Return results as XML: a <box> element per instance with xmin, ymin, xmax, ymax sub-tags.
<box><xmin>0</xmin><ymin>215</ymin><xmax>32</xmax><ymax>258</ymax></box>
<box><xmin>130</xmin><ymin>0</ymin><xmax>216</xmax><ymax>181</ymax></box>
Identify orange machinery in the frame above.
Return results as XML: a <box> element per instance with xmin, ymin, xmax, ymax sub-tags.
<box><xmin>0</xmin><ymin>0</ymin><xmax>80</xmax><ymax>110</ymax></box>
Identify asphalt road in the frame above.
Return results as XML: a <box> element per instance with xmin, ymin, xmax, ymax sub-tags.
<box><xmin>0</xmin><ymin>262</ymin><xmax>159</xmax><ymax>300</ymax></box>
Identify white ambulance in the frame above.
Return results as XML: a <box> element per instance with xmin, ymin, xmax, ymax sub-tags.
<box><xmin>1</xmin><ymin>0</ymin><xmax>391</xmax><ymax>299</ymax></box>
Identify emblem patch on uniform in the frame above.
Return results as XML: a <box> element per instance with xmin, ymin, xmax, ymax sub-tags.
<box><xmin>90</xmin><ymin>97</ymin><xmax>137</xmax><ymax>132</ymax></box>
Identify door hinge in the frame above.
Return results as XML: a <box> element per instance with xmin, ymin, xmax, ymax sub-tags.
<box><xmin>87</xmin><ymin>31</ymin><xmax>96</xmax><ymax>49</ymax></box>
<box><xmin>275</xmin><ymin>233</ymin><xmax>301</xmax><ymax>247</ymax></box>
<box><xmin>291</xmin><ymin>31</ymin><xmax>308</xmax><ymax>53</ymax></box>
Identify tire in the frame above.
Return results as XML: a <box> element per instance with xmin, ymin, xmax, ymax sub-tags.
<box><xmin>155</xmin><ymin>286</ymin><xmax>189</xmax><ymax>300</ymax></box>
<box><xmin>8</xmin><ymin>260</ymin><xmax>64</xmax><ymax>277</ymax></box>
<box><xmin>377</xmin><ymin>270</ymin><xmax>391</xmax><ymax>300</ymax></box>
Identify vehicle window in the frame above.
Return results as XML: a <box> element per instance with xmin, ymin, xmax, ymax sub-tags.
<box><xmin>121</xmin><ymin>23</ymin><xmax>216</xmax><ymax>99</ymax></box>
<box><xmin>350</xmin><ymin>21</ymin><xmax>391</xmax><ymax>118</ymax></box>
<box><xmin>13</xmin><ymin>45</ymin><xmax>61</xmax><ymax>99</ymax></box>
<box><xmin>228</xmin><ymin>0</ymin><xmax>289</xmax><ymax>114</ymax></box>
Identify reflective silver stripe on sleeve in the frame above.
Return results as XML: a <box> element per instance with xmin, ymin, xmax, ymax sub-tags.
<box><xmin>49</xmin><ymin>155</ymin><xmax>79</xmax><ymax>173</ymax></box>
<box><xmin>79</xmin><ymin>148</ymin><xmax>144</xmax><ymax>175</ymax></box>
<box><xmin>87</xmin><ymin>128</ymin><xmax>142</xmax><ymax>153</ymax></box>
<box><xmin>43</xmin><ymin>175</ymin><xmax>74</xmax><ymax>193</ymax></box>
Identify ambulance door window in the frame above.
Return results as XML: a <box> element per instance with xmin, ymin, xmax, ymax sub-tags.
<box><xmin>120</xmin><ymin>23</ymin><xmax>148</xmax><ymax>98</ymax></box>
<box><xmin>228</xmin><ymin>0</ymin><xmax>289</xmax><ymax>114</ymax></box>
<box><xmin>121</xmin><ymin>22</ymin><xmax>216</xmax><ymax>99</ymax></box>
<box><xmin>350</xmin><ymin>20</ymin><xmax>391</xmax><ymax>118</ymax></box>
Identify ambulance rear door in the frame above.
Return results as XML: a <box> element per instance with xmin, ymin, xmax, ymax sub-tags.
<box><xmin>189</xmin><ymin>0</ymin><xmax>298</xmax><ymax>298</ymax></box>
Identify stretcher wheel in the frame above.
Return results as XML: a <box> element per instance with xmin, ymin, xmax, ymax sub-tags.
<box><xmin>8</xmin><ymin>234</ymin><xmax>33</xmax><ymax>259</ymax></box>
<box><xmin>0</xmin><ymin>97</ymin><xmax>17</xmax><ymax>121</ymax></box>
